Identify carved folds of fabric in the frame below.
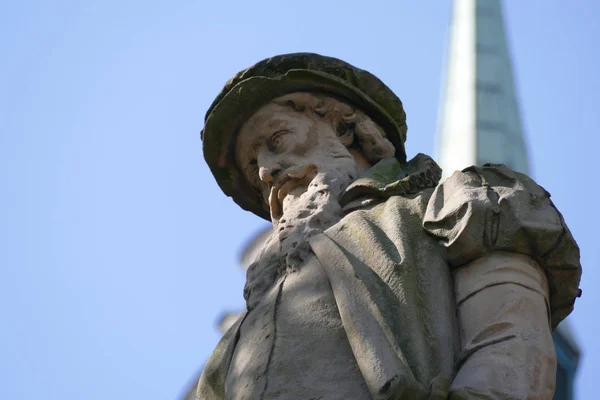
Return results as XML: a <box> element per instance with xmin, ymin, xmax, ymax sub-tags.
<box><xmin>422</xmin><ymin>164</ymin><xmax>581</xmax><ymax>329</ymax></box>
<box><xmin>339</xmin><ymin>153</ymin><xmax>442</xmax><ymax>209</ymax></box>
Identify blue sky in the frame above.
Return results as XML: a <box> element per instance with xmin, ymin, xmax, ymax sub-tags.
<box><xmin>1</xmin><ymin>1</ymin><xmax>598</xmax><ymax>399</ymax></box>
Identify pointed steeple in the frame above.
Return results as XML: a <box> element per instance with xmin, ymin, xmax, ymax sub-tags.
<box><xmin>436</xmin><ymin>2</ymin><xmax>580</xmax><ymax>399</ymax></box>
<box><xmin>436</xmin><ymin>0</ymin><xmax>529</xmax><ymax>176</ymax></box>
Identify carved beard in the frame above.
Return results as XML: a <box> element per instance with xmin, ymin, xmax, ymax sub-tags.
<box><xmin>243</xmin><ymin>164</ymin><xmax>357</xmax><ymax>311</ymax></box>
<box><xmin>270</xmin><ymin>164</ymin><xmax>357</xmax><ymax>267</ymax></box>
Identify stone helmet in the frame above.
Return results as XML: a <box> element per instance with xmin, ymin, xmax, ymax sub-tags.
<box><xmin>202</xmin><ymin>53</ymin><xmax>408</xmax><ymax>221</ymax></box>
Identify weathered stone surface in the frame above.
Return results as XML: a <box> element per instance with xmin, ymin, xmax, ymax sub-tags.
<box><xmin>198</xmin><ymin>54</ymin><xmax>582</xmax><ymax>400</ymax></box>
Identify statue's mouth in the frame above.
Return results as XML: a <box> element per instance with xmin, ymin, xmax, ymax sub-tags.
<box><xmin>269</xmin><ymin>165</ymin><xmax>317</xmax><ymax>220</ymax></box>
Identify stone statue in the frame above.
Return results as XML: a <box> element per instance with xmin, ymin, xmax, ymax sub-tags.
<box><xmin>198</xmin><ymin>53</ymin><xmax>582</xmax><ymax>399</ymax></box>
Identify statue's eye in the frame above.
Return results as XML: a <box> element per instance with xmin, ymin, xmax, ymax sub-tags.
<box><xmin>269</xmin><ymin>130</ymin><xmax>290</xmax><ymax>152</ymax></box>
<box><xmin>337</xmin><ymin>121</ymin><xmax>355</xmax><ymax>137</ymax></box>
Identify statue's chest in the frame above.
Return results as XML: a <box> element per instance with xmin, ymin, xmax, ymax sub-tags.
<box><xmin>226</xmin><ymin>254</ymin><xmax>370</xmax><ymax>400</ymax></box>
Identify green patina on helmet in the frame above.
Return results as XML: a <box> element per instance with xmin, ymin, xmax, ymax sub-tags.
<box><xmin>202</xmin><ymin>53</ymin><xmax>408</xmax><ymax>220</ymax></box>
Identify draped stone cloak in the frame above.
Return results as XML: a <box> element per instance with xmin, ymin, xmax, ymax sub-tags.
<box><xmin>197</xmin><ymin>154</ymin><xmax>581</xmax><ymax>400</ymax></box>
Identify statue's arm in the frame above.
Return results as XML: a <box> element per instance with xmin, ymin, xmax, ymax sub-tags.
<box><xmin>450</xmin><ymin>252</ymin><xmax>555</xmax><ymax>399</ymax></box>
<box><xmin>196</xmin><ymin>313</ymin><xmax>246</xmax><ymax>400</ymax></box>
<box><xmin>423</xmin><ymin>164</ymin><xmax>581</xmax><ymax>399</ymax></box>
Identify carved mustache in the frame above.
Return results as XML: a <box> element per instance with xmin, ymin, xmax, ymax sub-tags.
<box><xmin>269</xmin><ymin>164</ymin><xmax>318</xmax><ymax>221</ymax></box>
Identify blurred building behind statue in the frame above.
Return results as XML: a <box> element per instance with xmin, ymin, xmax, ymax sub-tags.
<box><xmin>181</xmin><ymin>0</ymin><xmax>580</xmax><ymax>398</ymax></box>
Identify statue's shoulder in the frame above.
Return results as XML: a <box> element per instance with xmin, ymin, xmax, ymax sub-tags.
<box><xmin>424</xmin><ymin>163</ymin><xmax>582</xmax><ymax>329</ymax></box>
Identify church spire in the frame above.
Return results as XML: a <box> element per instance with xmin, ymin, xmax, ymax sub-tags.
<box><xmin>436</xmin><ymin>2</ymin><xmax>580</xmax><ymax>399</ymax></box>
<box><xmin>436</xmin><ymin>0</ymin><xmax>529</xmax><ymax>176</ymax></box>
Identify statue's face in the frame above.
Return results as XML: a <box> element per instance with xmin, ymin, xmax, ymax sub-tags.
<box><xmin>236</xmin><ymin>93</ymin><xmax>369</xmax><ymax>220</ymax></box>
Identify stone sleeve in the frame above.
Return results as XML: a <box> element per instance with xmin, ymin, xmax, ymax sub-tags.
<box><xmin>422</xmin><ymin>163</ymin><xmax>582</xmax><ymax>329</ymax></box>
<box><xmin>450</xmin><ymin>252</ymin><xmax>556</xmax><ymax>399</ymax></box>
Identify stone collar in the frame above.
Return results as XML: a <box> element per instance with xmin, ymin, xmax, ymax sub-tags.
<box><xmin>339</xmin><ymin>153</ymin><xmax>442</xmax><ymax>213</ymax></box>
